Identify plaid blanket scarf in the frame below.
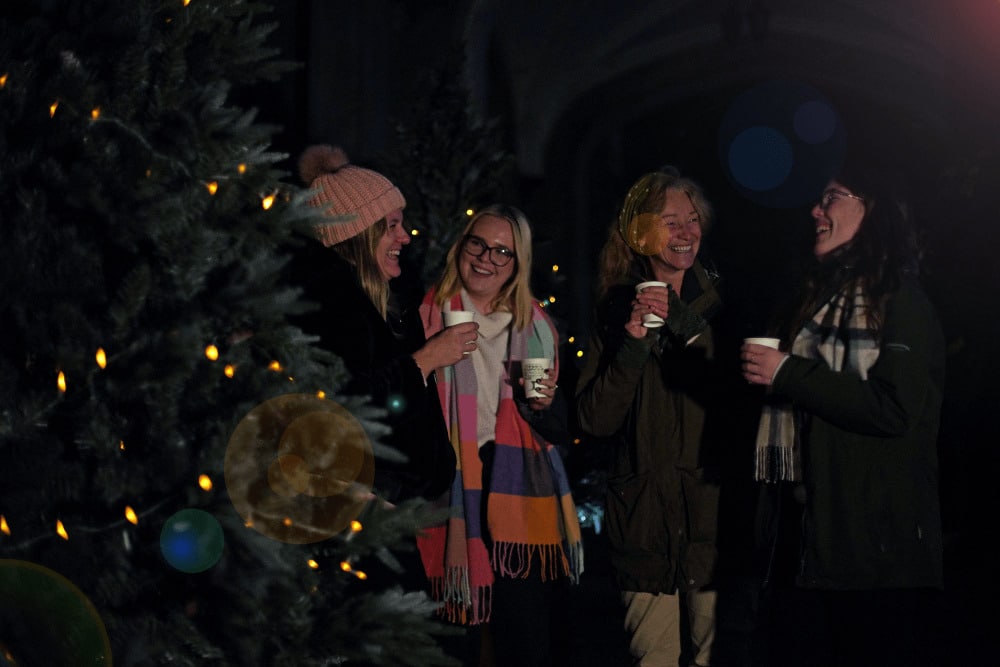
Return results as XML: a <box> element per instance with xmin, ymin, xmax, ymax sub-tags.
<box><xmin>754</xmin><ymin>281</ymin><xmax>880</xmax><ymax>482</ymax></box>
<box><xmin>416</xmin><ymin>288</ymin><xmax>583</xmax><ymax>625</ymax></box>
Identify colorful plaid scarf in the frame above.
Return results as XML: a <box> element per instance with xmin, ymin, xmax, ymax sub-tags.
<box><xmin>416</xmin><ymin>289</ymin><xmax>583</xmax><ymax>625</ymax></box>
<box><xmin>754</xmin><ymin>281</ymin><xmax>880</xmax><ymax>482</ymax></box>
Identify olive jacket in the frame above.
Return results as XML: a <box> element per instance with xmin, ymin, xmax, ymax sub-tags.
<box><xmin>768</xmin><ymin>278</ymin><xmax>946</xmax><ymax>590</ymax></box>
<box><xmin>576</xmin><ymin>261</ymin><xmax>757</xmax><ymax>594</ymax></box>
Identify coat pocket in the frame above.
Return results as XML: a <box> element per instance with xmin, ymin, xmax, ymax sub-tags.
<box><xmin>606</xmin><ymin>471</ymin><xmax>665</xmax><ymax>554</ymax></box>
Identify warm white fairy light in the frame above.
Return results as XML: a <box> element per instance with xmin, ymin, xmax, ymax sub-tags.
<box><xmin>49</xmin><ymin>100</ymin><xmax>59</xmax><ymax>117</ymax></box>
<box><xmin>57</xmin><ymin>371</ymin><xmax>67</xmax><ymax>392</ymax></box>
<box><xmin>198</xmin><ymin>474</ymin><xmax>213</xmax><ymax>491</ymax></box>
<box><xmin>223</xmin><ymin>364</ymin><xmax>235</xmax><ymax>378</ymax></box>
<box><xmin>95</xmin><ymin>347</ymin><xmax>107</xmax><ymax>368</ymax></box>
<box><xmin>205</xmin><ymin>181</ymin><xmax>218</xmax><ymax>195</ymax></box>
<box><xmin>1</xmin><ymin>515</ymin><xmax>10</xmax><ymax>535</ymax></box>
<box><xmin>56</xmin><ymin>520</ymin><xmax>69</xmax><ymax>540</ymax></box>
<box><xmin>124</xmin><ymin>506</ymin><xmax>138</xmax><ymax>525</ymax></box>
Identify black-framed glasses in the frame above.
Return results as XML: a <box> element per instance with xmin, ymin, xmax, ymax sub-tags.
<box><xmin>461</xmin><ymin>235</ymin><xmax>516</xmax><ymax>267</ymax></box>
<box><xmin>818</xmin><ymin>189</ymin><xmax>865</xmax><ymax>210</ymax></box>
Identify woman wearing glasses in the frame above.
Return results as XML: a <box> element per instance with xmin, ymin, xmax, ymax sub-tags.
<box><xmin>417</xmin><ymin>205</ymin><xmax>583</xmax><ymax>667</ymax></box>
<box><xmin>742</xmin><ymin>159</ymin><xmax>946</xmax><ymax>666</ymax></box>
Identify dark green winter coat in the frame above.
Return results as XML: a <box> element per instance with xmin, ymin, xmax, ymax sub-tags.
<box><xmin>576</xmin><ymin>261</ymin><xmax>758</xmax><ymax>594</ymax></box>
<box><xmin>770</xmin><ymin>279</ymin><xmax>945</xmax><ymax>590</ymax></box>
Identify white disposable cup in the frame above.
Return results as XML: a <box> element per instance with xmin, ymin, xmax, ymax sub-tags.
<box><xmin>635</xmin><ymin>281</ymin><xmax>667</xmax><ymax>328</ymax></box>
<box><xmin>744</xmin><ymin>337</ymin><xmax>781</xmax><ymax>350</ymax></box>
<box><xmin>521</xmin><ymin>357</ymin><xmax>551</xmax><ymax>399</ymax></box>
<box><xmin>443</xmin><ymin>310</ymin><xmax>475</xmax><ymax>327</ymax></box>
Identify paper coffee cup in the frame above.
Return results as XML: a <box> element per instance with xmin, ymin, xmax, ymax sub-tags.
<box><xmin>443</xmin><ymin>310</ymin><xmax>475</xmax><ymax>327</ymax></box>
<box><xmin>635</xmin><ymin>281</ymin><xmax>667</xmax><ymax>328</ymax></box>
<box><xmin>744</xmin><ymin>337</ymin><xmax>781</xmax><ymax>350</ymax></box>
<box><xmin>521</xmin><ymin>358</ymin><xmax>551</xmax><ymax>399</ymax></box>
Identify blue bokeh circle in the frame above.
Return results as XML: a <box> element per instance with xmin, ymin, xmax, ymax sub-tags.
<box><xmin>727</xmin><ymin>126</ymin><xmax>794</xmax><ymax>192</ymax></box>
<box><xmin>160</xmin><ymin>509</ymin><xmax>224</xmax><ymax>573</ymax></box>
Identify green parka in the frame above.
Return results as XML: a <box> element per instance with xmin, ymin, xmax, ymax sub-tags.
<box><xmin>768</xmin><ymin>278</ymin><xmax>946</xmax><ymax>590</ymax></box>
<box><xmin>576</xmin><ymin>261</ymin><xmax>757</xmax><ymax>594</ymax></box>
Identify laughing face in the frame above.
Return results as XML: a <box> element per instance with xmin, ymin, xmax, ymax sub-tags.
<box><xmin>458</xmin><ymin>213</ymin><xmax>516</xmax><ymax>310</ymax></box>
<box><xmin>812</xmin><ymin>181</ymin><xmax>865</xmax><ymax>259</ymax></box>
<box><xmin>649</xmin><ymin>188</ymin><xmax>701</xmax><ymax>277</ymax></box>
<box><xmin>375</xmin><ymin>209</ymin><xmax>410</xmax><ymax>280</ymax></box>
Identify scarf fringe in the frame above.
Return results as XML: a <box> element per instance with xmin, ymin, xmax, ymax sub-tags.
<box><xmin>492</xmin><ymin>539</ymin><xmax>584</xmax><ymax>583</ymax></box>
<box><xmin>755</xmin><ymin>445</ymin><xmax>799</xmax><ymax>483</ymax></box>
<box><xmin>428</xmin><ymin>567</ymin><xmax>492</xmax><ymax>625</ymax></box>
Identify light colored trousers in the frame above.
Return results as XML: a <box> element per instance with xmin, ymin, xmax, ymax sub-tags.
<box><xmin>621</xmin><ymin>589</ymin><xmax>717</xmax><ymax>667</ymax></box>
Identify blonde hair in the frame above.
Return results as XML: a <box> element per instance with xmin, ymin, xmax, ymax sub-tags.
<box><xmin>434</xmin><ymin>204</ymin><xmax>536</xmax><ymax>330</ymax></box>
<box><xmin>332</xmin><ymin>219</ymin><xmax>390</xmax><ymax>318</ymax></box>
<box><xmin>597</xmin><ymin>171</ymin><xmax>713</xmax><ymax>299</ymax></box>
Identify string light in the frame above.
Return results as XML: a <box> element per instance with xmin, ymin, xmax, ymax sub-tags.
<box><xmin>354</xmin><ymin>570</ymin><xmax>368</xmax><ymax>580</ymax></box>
<box><xmin>552</xmin><ymin>264</ymin><xmax>560</xmax><ymax>272</ymax></box>
<box><xmin>576</xmin><ymin>350</ymin><xmax>584</xmax><ymax>358</ymax></box>
<box><xmin>223</xmin><ymin>364</ymin><xmax>235</xmax><ymax>378</ymax></box>
<box><xmin>0</xmin><ymin>73</ymin><xmax>7</xmax><ymax>88</ymax></box>
<box><xmin>205</xmin><ymin>181</ymin><xmax>218</xmax><ymax>195</ymax></box>
<box><xmin>307</xmin><ymin>559</ymin><xmax>319</xmax><ymax>570</ymax></box>
<box><xmin>237</xmin><ymin>163</ymin><xmax>247</xmax><ymax>174</ymax></box>
<box><xmin>261</xmin><ymin>193</ymin><xmax>276</xmax><ymax>210</ymax></box>
<box><xmin>124</xmin><ymin>506</ymin><xmax>138</xmax><ymax>525</ymax></box>
<box><xmin>268</xmin><ymin>360</ymin><xmax>282</xmax><ymax>372</ymax></box>
<box><xmin>315</xmin><ymin>390</ymin><xmax>326</xmax><ymax>399</ymax></box>
<box><xmin>410</xmin><ymin>229</ymin><xmax>420</xmax><ymax>236</ymax></box>
<box><xmin>119</xmin><ymin>440</ymin><xmax>125</xmax><ymax>451</ymax></box>
<box><xmin>1</xmin><ymin>515</ymin><xmax>10</xmax><ymax>535</ymax></box>
<box><xmin>548</xmin><ymin>296</ymin><xmax>556</xmax><ymax>303</ymax></box>
<box><xmin>204</xmin><ymin>344</ymin><xmax>219</xmax><ymax>361</ymax></box>
<box><xmin>573</xmin><ymin>438</ymin><xmax>581</xmax><ymax>445</ymax></box>
<box><xmin>49</xmin><ymin>100</ymin><xmax>59</xmax><ymax>117</ymax></box>
<box><xmin>340</xmin><ymin>561</ymin><xmax>352</xmax><ymax>572</ymax></box>
<box><xmin>90</xmin><ymin>107</ymin><xmax>100</xmax><ymax>120</ymax></box>
<box><xmin>350</xmin><ymin>520</ymin><xmax>363</xmax><ymax>533</ymax></box>
<box><xmin>282</xmin><ymin>517</ymin><xmax>293</xmax><ymax>527</ymax></box>
<box><xmin>465</xmin><ymin>208</ymin><xmax>474</xmax><ymax>216</ymax></box>
<box><xmin>57</xmin><ymin>371</ymin><xmax>67</xmax><ymax>392</ymax></box>
<box><xmin>198</xmin><ymin>474</ymin><xmax>213</xmax><ymax>491</ymax></box>
<box><xmin>568</xmin><ymin>336</ymin><xmax>576</xmax><ymax>344</ymax></box>
<box><xmin>56</xmin><ymin>520</ymin><xmax>69</xmax><ymax>540</ymax></box>
<box><xmin>95</xmin><ymin>348</ymin><xmax>107</xmax><ymax>369</ymax></box>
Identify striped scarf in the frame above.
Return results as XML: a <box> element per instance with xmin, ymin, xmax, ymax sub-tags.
<box><xmin>754</xmin><ymin>282</ymin><xmax>880</xmax><ymax>482</ymax></box>
<box><xmin>416</xmin><ymin>289</ymin><xmax>583</xmax><ymax>625</ymax></box>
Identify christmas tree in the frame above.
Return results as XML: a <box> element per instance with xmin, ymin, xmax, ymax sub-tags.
<box><xmin>0</xmin><ymin>1</ymin><xmax>455</xmax><ymax>664</ymax></box>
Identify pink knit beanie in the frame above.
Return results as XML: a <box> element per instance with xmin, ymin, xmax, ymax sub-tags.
<box><xmin>298</xmin><ymin>145</ymin><xmax>406</xmax><ymax>246</ymax></box>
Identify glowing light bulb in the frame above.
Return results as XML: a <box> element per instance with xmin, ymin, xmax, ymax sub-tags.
<box><xmin>90</xmin><ymin>107</ymin><xmax>100</xmax><ymax>120</ymax></box>
<box><xmin>466</xmin><ymin>209</ymin><xmax>474</xmax><ymax>217</ymax></box>
<box><xmin>410</xmin><ymin>229</ymin><xmax>419</xmax><ymax>236</ymax></box>
<box><xmin>552</xmin><ymin>264</ymin><xmax>559</xmax><ymax>272</ymax></box>
<box><xmin>237</xmin><ymin>163</ymin><xmax>247</xmax><ymax>174</ymax></box>
<box><xmin>205</xmin><ymin>181</ymin><xmax>218</xmax><ymax>195</ymax></box>
<box><xmin>198</xmin><ymin>474</ymin><xmax>212</xmax><ymax>491</ymax></box>
<box><xmin>568</xmin><ymin>336</ymin><xmax>575</xmax><ymax>344</ymax></box>
<box><xmin>354</xmin><ymin>570</ymin><xmax>368</xmax><ymax>580</ymax></box>
<box><xmin>49</xmin><ymin>100</ymin><xmax>59</xmax><ymax>117</ymax></box>
<box><xmin>224</xmin><ymin>364</ymin><xmax>235</xmax><ymax>378</ymax></box>
<box><xmin>57</xmin><ymin>371</ymin><xmax>67</xmax><ymax>392</ymax></box>
<box><xmin>125</xmin><ymin>506</ymin><xmax>138</xmax><ymax>525</ymax></box>
<box><xmin>261</xmin><ymin>194</ymin><xmax>276</xmax><ymax>210</ymax></box>
<box><xmin>350</xmin><ymin>520</ymin><xmax>363</xmax><ymax>533</ymax></box>
<box><xmin>56</xmin><ymin>520</ymin><xmax>69</xmax><ymax>540</ymax></box>
<box><xmin>316</xmin><ymin>390</ymin><xmax>326</xmax><ymax>399</ymax></box>
<box><xmin>204</xmin><ymin>345</ymin><xmax>219</xmax><ymax>361</ymax></box>
<box><xmin>282</xmin><ymin>517</ymin><xmax>293</xmax><ymax>527</ymax></box>
<box><xmin>340</xmin><ymin>561</ymin><xmax>352</xmax><ymax>572</ymax></box>
<box><xmin>576</xmin><ymin>350</ymin><xmax>584</xmax><ymax>358</ymax></box>
<box><xmin>548</xmin><ymin>296</ymin><xmax>556</xmax><ymax>303</ymax></box>
<box><xmin>0</xmin><ymin>73</ymin><xmax>7</xmax><ymax>88</ymax></box>
<box><xmin>1</xmin><ymin>515</ymin><xmax>10</xmax><ymax>535</ymax></box>
<box><xmin>119</xmin><ymin>440</ymin><xmax>125</xmax><ymax>450</ymax></box>
<box><xmin>95</xmin><ymin>348</ymin><xmax>107</xmax><ymax>368</ymax></box>
<box><xmin>308</xmin><ymin>559</ymin><xmax>319</xmax><ymax>570</ymax></box>
<box><xmin>268</xmin><ymin>360</ymin><xmax>282</xmax><ymax>372</ymax></box>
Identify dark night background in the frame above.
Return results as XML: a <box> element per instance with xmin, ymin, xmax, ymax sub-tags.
<box><xmin>234</xmin><ymin>0</ymin><xmax>1000</xmax><ymax>661</ymax></box>
<box><xmin>250</xmin><ymin>0</ymin><xmax>1000</xmax><ymax>660</ymax></box>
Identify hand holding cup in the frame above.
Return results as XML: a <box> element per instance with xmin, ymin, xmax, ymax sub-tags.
<box><xmin>628</xmin><ymin>281</ymin><xmax>669</xmax><ymax>338</ymax></box>
<box><xmin>741</xmin><ymin>337</ymin><xmax>784</xmax><ymax>386</ymax></box>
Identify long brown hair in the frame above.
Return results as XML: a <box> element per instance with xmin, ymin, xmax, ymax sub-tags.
<box><xmin>782</xmin><ymin>161</ymin><xmax>918</xmax><ymax>342</ymax></box>
<box><xmin>596</xmin><ymin>170</ymin><xmax>713</xmax><ymax>299</ymax></box>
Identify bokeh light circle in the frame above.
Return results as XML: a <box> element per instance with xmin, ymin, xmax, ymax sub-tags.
<box><xmin>224</xmin><ymin>393</ymin><xmax>374</xmax><ymax>544</ymax></box>
<box><xmin>727</xmin><ymin>126</ymin><xmax>793</xmax><ymax>191</ymax></box>
<box><xmin>0</xmin><ymin>559</ymin><xmax>112</xmax><ymax>666</ymax></box>
<box><xmin>794</xmin><ymin>100</ymin><xmax>837</xmax><ymax>144</ymax></box>
<box><xmin>718</xmin><ymin>80</ymin><xmax>847</xmax><ymax>208</ymax></box>
<box><xmin>623</xmin><ymin>212</ymin><xmax>671</xmax><ymax>256</ymax></box>
<box><xmin>160</xmin><ymin>509</ymin><xmax>225</xmax><ymax>573</ymax></box>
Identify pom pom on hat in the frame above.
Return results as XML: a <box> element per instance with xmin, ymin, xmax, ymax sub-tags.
<box><xmin>299</xmin><ymin>144</ymin><xmax>406</xmax><ymax>247</ymax></box>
